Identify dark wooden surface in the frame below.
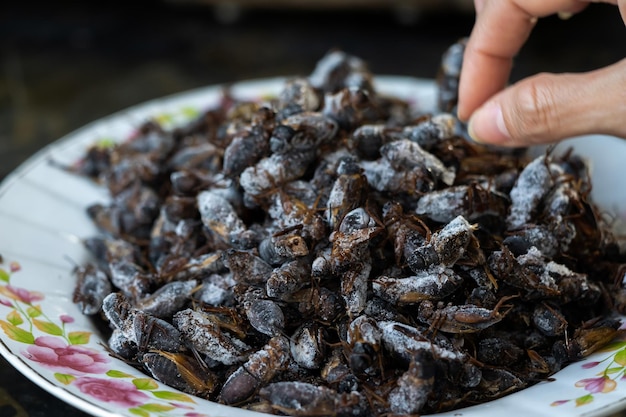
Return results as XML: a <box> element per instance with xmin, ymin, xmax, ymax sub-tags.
<box><xmin>0</xmin><ymin>1</ymin><xmax>624</xmax><ymax>416</ymax></box>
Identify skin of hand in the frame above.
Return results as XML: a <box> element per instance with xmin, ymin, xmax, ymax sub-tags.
<box><xmin>457</xmin><ymin>0</ymin><xmax>626</xmax><ymax>147</ymax></box>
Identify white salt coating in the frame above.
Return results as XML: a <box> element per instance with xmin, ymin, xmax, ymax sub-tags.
<box><xmin>173</xmin><ymin>309</ymin><xmax>250</xmax><ymax>365</ymax></box>
<box><xmin>544</xmin><ymin>260</ymin><xmax>575</xmax><ymax>277</ymax></box>
<box><xmin>308</xmin><ymin>50</ymin><xmax>366</xmax><ymax>89</ymax></box>
<box><xmin>119</xmin><ymin>313</ymin><xmax>139</xmax><ymax>344</ymax></box>
<box><xmin>262</xmin><ymin>381</ymin><xmax>326</xmax><ymax>411</ymax></box>
<box><xmin>435</xmin><ymin>215</ymin><xmax>471</xmax><ymax>241</ymax></box>
<box><xmin>137</xmin><ymin>280</ymin><xmax>198</xmax><ymax>317</ymax></box>
<box><xmin>322</xmin><ymin>92</ymin><xmax>346</xmax><ymax>120</ymax></box>
<box><xmin>507</xmin><ymin>155</ymin><xmax>554</xmax><ymax>229</ymax></box>
<box><xmin>197</xmin><ymin>190</ymin><xmax>246</xmax><ymax>240</ymax></box>
<box><xmin>432</xmin><ymin>215</ymin><xmax>471</xmax><ymax>265</ymax></box>
<box><xmin>245</xmin><ymin>348</ymin><xmax>271</xmax><ymax>378</ymax></box>
<box><xmin>249</xmin><ymin>336</ymin><xmax>290</xmax><ymax>379</ymax></box>
<box><xmin>520</xmin><ymin>225</ymin><xmax>559</xmax><ymax>257</ymax></box>
<box><xmin>344</xmin><ymin>72</ymin><xmax>370</xmax><ymax>89</ymax></box>
<box><xmin>545</xmin><ymin>261</ymin><xmax>590</xmax><ymax>291</ymax></box>
<box><xmin>278</xmin><ymin>78</ymin><xmax>320</xmax><ymax>111</ymax></box>
<box><xmin>267</xmin><ymin>181</ymin><xmax>319</xmax><ymax>231</ymax></box>
<box><xmin>267</xmin><ymin>192</ymin><xmax>301</xmax><ymax>228</ymax></box>
<box><xmin>247</xmin><ymin>299</ymin><xmax>284</xmax><ymax>336</ymax></box>
<box><xmin>432</xmin><ymin>113</ymin><xmax>457</xmax><ymax>132</ymax></box>
<box><xmin>532</xmin><ymin>312</ymin><xmax>553</xmax><ymax>335</ymax></box>
<box><xmin>517</xmin><ymin>246</ymin><xmax>559</xmax><ymax>290</ymax></box>
<box><xmin>101</xmin><ymin>293</ymin><xmax>138</xmax><ymax>342</ymax></box>
<box><xmin>196</xmin><ymin>273</ymin><xmax>235</xmax><ymax>306</ymax></box>
<box><xmin>415</xmin><ymin>185</ymin><xmax>468</xmax><ymax>223</ymax></box>
<box><xmin>388</xmin><ymin>369</ymin><xmax>428</xmax><ymax>415</ymax></box>
<box><xmin>441</xmin><ymin>41</ymin><xmax>465</xmax><ymax>77</ymax></box>
<box><xmin>311</xmin><ymin>247</ymin><xmax>332</xmax><ymax>277</ymax></box>
<box><xmin>326</xmin><ymin>180</ymin><xmax>351</xmax><ymax>228</ymax></box>
<box><xmin>339</xmin><ymin>207</ymin><xmax>377</xmax><ymax>234</ymax></box>
<box><xmin>379</xmin><ymin>321</ymin><xmax>464</xmax><ymax>361</ymax></box>
<box><xmin>108</xmin><ymin>329</ymin><xmax>130</xmax><ymax>353</ymax></box>
<box><xmin>359</xmin><ymin>159</ymin><xmax>400</xmax><ymax>193</ymax></box>
<box><xmin>380</xmin><ymin>139</ymin><xmax>456</xmax><ymax>186</ymax></box>
<box><xmin>546</xmin><ymin>181</ymin><xmax>572</xmax><ymax>214</ymax></box>
<box><xmin>363</xmin><ymin>297</ymin><xmax>398</xmax><ymax>321</ymax></box>
<box><xmin>169</xmin><ymin>142</ymin><xmax>219</xmax><ymax>167</ymax></box>
<box><xmin>347</xmin><ymin>315</ymin><xmax>382</xmax><ymax>345</ymax></box>
<box><xmin>342</xmin><ymin>259</ymin><xmax>372</xmax><ymax>316</ymax></box>
<box><xmin>463</xmin><ymin>265</ymin><xmax>494</xmax><ymax>289</ymax></box>
<box><xmin>290</xmin><ymin>328</ymin><xmax>320</xmax><ymax>369</ymax></box>
<box><xmin>403</xmin><ymin>113</ymin><xmax>456</xmax><ymax>148</ymax></box>
<box><xmin>222</xmin><ymin>337</ymin><xmax>290</xmax><ymax>399</ymax></box>
<box><xmin>109</xmin><ymin>262</ymin><xmax>141</xmax><ymax>292</ymax></box>
<box><xmin>239</xmin><ymin>153</ymin><xmax>297</xmax><ymax>196</ymax></box>
<box><xmin>173</xmin><ymin>219</ymin><xmax>190</xmax><ymax>236</ymax></box>
<box><xmin>516</xmin><ymin>246</ymin><xmax>544</xmax><ymax>266</ymax></box>
<box><xmin>321</xmin><ymin>147</ymin><xmax>352</xmax><ymax>167</ymax></box>
<box><xmin>372</xmin><ymin>265</ymin><xmax>461</xmax><ymax>304</ymax></box>
<box><xmin>282</xmin><ymin>112</ymin><xmax>338</xmax><ymax>146</ymax></box>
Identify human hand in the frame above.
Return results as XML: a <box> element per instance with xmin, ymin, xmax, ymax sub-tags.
<box><xmin>457</xmin><ymin>0</ymin><xmax>626</xmax><ymax>147</ymax></box>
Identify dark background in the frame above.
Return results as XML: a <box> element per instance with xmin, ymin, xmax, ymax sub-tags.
<box><xmin>0</xmin><ymin>1</ymin><xmax>624</xmax><ymax>416</ymax></box>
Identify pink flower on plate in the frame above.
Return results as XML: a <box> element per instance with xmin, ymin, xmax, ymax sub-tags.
<box><xmin>0</xmin><ymin>298</ymin><xmax>13</xmax><ymax>307</ymax></box>
<box><xmin>0</xmin><ymin>285</ymin><xmax>44</xmax><ymax>304</ymax></box>
<box><xmin>581</xmin><ymin>361</ymin><xmax>600</xmax><ymax>369</ymax></box>
<box><xmin>23</xmin><ymin>336</ymin><xmax>109</xmax><ymax>374</ymax></box>
<box><xmin>575</xmin><ymin>376</ymin><xmax>617</xmax><ymax>394</ymax></box>
<box><xmin>74</xmin><ymin>376</ymin><xmax>150</xmax><ymax>407</ymax></box>
<box><xmin>59</xmin><ymin>314</ymin><xmax>75</xmax><ymax>324</ymax></box>
<box><xmin>9</xmin><ymin>261</ymin><xmax>21</xmax><ymax>273</ymax></box>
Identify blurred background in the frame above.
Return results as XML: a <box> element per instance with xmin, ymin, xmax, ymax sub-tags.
<box><xmin>1</xmin><ymin>0</ymin><xmax>625</xmax><ymax>182</ymax></box>
<box><xmin>0</xmin><ymin>0</ymin><xmax>624</xmax><ymax>416</ymax></box>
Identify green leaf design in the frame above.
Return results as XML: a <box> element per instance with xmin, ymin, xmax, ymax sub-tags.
<box><xmin>152</xmin><ymin>390</ymin><xmax>197</xmax><ymax>403</ymax></box>
<box><xmin>32</xmin><ymin>318</ymin><xmax>63</xmax><ymax>336</ymax></box>
<box><xmin>155</xmin><ymin>113</ymin><xmax>174</xmax><ymax>125</ymax></box>
<box><xmin>95</xmin><ymin>138</ymin><xmax>116</xmax><ymax>149</ymax></box>
<box><xmin>68</xmin><ymin>331</ymin><xmax>91</xmax><ymax>345</ymax></box>
<box><xmin>597</xmin><ymin>341</ymin><xmax>626</xmax><ymax>353</ymax></box>
<box><xmin>605</xmin><ymin>366</ymin><xmax>624</xmax><ymax>375</ymax></box>
<box><xmin>0</xmin><ymin>268</ymin><xmax>9</xmax><ymax>283</ymax></box>
<box><xmin>128</xmin><ymin>408</ymin><xmax>150</xmax><ymax>417</ymax></box>
<box><xmin>181</xmin><ymin>106</ymin><xmax>199</xmax><ymax>118</ymax></box>
<box><xmin>132</xmin><ymin>378</ymin><xmax>159</xmax><ymax>391</ymax></box>
<box><xmin>576</xmin><ymin>394</ymin><xmax>594</xmax><ymax>406</ymax></box>
<box><xmin>7</xmin><ymin>310</ymin><xmax>23</xmax><ymax>326</ymax></box>
<box><xmin>106</xmin><ymin>369</ymin><xmax>134</xmax><ymax>378</ymax></box>
<box><xmin>0</xmin><ymin>320</ymin><xmax>34</xmax><ymax>344</ymax></box>
<box><xmin>614</xmin><ymin>349</ymin><xmax>626</xmax><ymax>367</ymax></box>
<box><xmin>54</xmin><ymin>373</ymin><xmax>76</xmax><ymax>385</ymax></box>
<box><xmin>138</xmin><ymin>403</ymin><xmax>176</xmax><ymax>412</ymax></box>
<box><xmin>26</xmin><ymin>305</ymin><xmax>42</xmax><ymax>318</ymax></box>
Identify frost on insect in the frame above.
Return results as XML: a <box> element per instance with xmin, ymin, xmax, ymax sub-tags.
<box><xmin>70</xmin><ymin>47</ymin><xmax>626</xmax><ymax>416</ymax></box>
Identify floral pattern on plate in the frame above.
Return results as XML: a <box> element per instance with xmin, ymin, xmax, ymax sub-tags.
<box><xmin>552</xmin><ymin>332</ymin><xmax>626</xmax><ymax>408</ymax></box>
<box><xmin>0</xmin><ymin>258</ymin><xmax>209</xmax><ymax>417</ymax></box>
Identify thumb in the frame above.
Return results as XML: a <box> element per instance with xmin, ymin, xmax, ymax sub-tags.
<box><xmin>467</xmin><ymin>58</ymin><xmax>626</xmax><ymax>147</ymax></box>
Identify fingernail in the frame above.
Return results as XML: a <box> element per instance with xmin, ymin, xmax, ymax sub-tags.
<box><xmin>467</xmin><ymin>102</ymin><xmax>511</xmax><ymax>144</ymax></box>
<box><xmin>558</xmin><ymin>11</ymin><xmax>573</xmax><ymax>20</ymax></box>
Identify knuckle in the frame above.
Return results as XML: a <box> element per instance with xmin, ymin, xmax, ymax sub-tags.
<box><xmin>509</xmin><ymin>73</ymin><xmax>562</xmax><ymax>143</ymax></box>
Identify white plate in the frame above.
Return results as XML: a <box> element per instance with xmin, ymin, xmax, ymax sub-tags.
<box><xmin>1</xmin><ymin>76</ymin><xmax>626</xmax><ymax>417</ymax></box>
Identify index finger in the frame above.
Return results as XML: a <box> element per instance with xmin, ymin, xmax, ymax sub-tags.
<box><xmin>457</xmin><ymin>0</ymin><xmax>588</xmax><ymax>121</ymax></box>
